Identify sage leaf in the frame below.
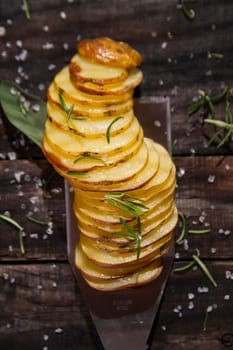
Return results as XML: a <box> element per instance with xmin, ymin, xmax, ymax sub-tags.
<box><xmin>0</xmin><ymin>80</ymin><xmax>46</xmax><ymax>148</ymax></box>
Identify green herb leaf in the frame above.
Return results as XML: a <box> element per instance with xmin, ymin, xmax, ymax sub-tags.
<box><xmin>106</xmin><ymin>116</ymin><xmax>123</xmax><ymax>144</ymax></box>
<box><xmin>203</xmin><ymin>308</ymin><xmax>209</xmax><ymax>332</ymax></box>
<box><xmin>27</xmin><ymin>215</ymin><xmax>51</xmax><ymax>226</ymax></box>
<box><xmin>67</xmin><ymin>170</ymin><xmax>87</xmax><ymax>176</ymax></box>
<box><xmin>0</xmin><ymin>214</ymin><xmax>25</xmax><ymax>254</ymax></box>
<box><xmin>58</xmin><ymin>92</ymin><xmax>75</xmax><ymax>121</ymax></box>
<box><xmin>192</xmin><ymin>254</ymin><xmax>217</xmax><ymax>287</ymax></box>
<box><xmin>180</xmin><ymin>1</ymin><xmax>195</xmax><ymax>20</ymax></box>
<box><xmin>105</xmin><ymin>192</ymin><xmax>148</xmax><ymax>217</ymax></box>
<box><xmin>188</xmin><ymin>229</ymin><xmax>211</xmax><ymax>235</ymax></box>
<box><xmin>173</xmin><ymin>260</ymin><xmax>196</xmax><ymax>273</ymax></box>
<box><xmin>23</xmin><ymin>0</ymin><xmax>31</xmax><ymax>19</ymax></box>
<box><xmin>176</xmin><ymin>212</ymin><xmax>186</xmax><ymax>244</ymax></box>
<box><xmin>0</xmin><ymin>81</ymin><xmax>46</xmax><ymax>148</ymax></box>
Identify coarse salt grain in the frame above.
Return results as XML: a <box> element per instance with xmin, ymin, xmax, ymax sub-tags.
<box><xmin>224</xmin><ymin>295</ymin><xmax>230</xmax><ymax>300</ymax></box>
<box><xmin>0</xmin><ymin>26</ymin><xmax>6</xmax><ymax>37</ymax></box>
<box><xmin>161</xmin><ymin>42</ymin><xmax>167</xmax><ymax>49</ymax></box>
<box><xmin>54</xmin><ymin>328</ymin><xmax>63</xmax><ymax>334</ymax></box>
<box><xmin>153</xmin><ymin>120</ymin><xmax>161</xmax><ymax>128</ymax></box>
<box><xmin>208</xmin><ymin>174</ymin><xmax>215</xmax><ymax>183</ymax></box>
<box><xmin>43</xmin><ymin>334</ymin><xmax>49</xmax><ymax>341</ymax></box>
<box><xmin>177</xmin><ymin>167</ymin><xmax>185</xmax><ymax>178</ymax></box>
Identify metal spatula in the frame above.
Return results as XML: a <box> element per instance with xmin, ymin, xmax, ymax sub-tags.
<box><xmin>65</xmin><ymin>97</ymin><xmax>174</xmax><ymax>349</ymax></box>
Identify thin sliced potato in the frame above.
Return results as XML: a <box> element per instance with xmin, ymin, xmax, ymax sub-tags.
<box><xmin>70</xmin><ymin>54</ymin><xmax>128</xmax><ymax>85</ymax></box>
<box><xmin>72</xmin><ymin>69</ymin><xmax>143</xmax><ymax>96</ymax></box>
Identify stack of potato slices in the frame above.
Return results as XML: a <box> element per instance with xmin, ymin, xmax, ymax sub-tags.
<box><xmin>42</xmin><ymin>37</ymin><xmax>178</xmax><ymax>291</ymax></box>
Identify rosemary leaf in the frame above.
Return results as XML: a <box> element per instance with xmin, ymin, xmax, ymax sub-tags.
<box><xmin>192</xmin><ymin>254</ymin><xmax>217</xmax><ymax>287</ymax></box>
<box><xmin>211</xmin><ymin>86</ymin><xmax>229</xmax><ymax>104</ymax></box>
<box><xmin>203</xmin><ymin>308</ymin><xmax>209</xmax><ymax>332</ymax></box>
<box><xmin>106</xmin><ymin>116</ymin><xmax>123</xmax><ymax>144</ymax></box>
<box><xmin>204</xmin><ymin>118</ymin><xmax>233</xmax><ymax>129</ymax></box>
<box><xmin>58</xmin><ymin>92</ymin><xmax>75</xmax><ymax>121</ymax></box>
<box><xmin>176</xmin><ymin>212</ymin><xmax>186</xmax><ymax>244</ymax></box>
<box><xmin>173</xmin><ymin>260</ymin><xmax>196</xmax><ymax>273</ymax></box>
<box><xmin>23</xmin><ymin>0</ymin><xmax>31</xmax><ymax>20</ymax></box>
<box><xmin>180</xmin><ymin>1</ymin><xmax>195</xmax><ymax>20</ymax></box>
<box><xmin>0</xmin><ymin>214</ymin><xmax>24</xmax><ymax>231</ymax></box>
<box><xmin>27</xmin><ymin>215</ymin><xmax>50</xmax><ymax>226</ymax></box>
<box><xmin>67</xmin><ymin>170</ymin><xmax>87</xmax><ymax>176</ymax></box>
<box><xmin>188</xmin><ymin>229</ymin><xmax>211</xmax><ymax>235</ymax></box>
<box><xmin>0</xmin><ymin>214</ymin><xmax>25</xmax><ymax>255</ymax></box>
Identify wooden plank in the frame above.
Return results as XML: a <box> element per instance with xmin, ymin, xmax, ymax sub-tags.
<box><xmin>0</xmin><ymin>261</ymin><xmax>232</xmax><ymax>350</ymax></box>
<box><xmin>0</xmin><ymin>156</ymin><xmax>232</xmax><ymax>260</ymax></box>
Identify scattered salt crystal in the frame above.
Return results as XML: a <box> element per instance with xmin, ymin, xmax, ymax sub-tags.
<box><xmin>205</xmin><ymin>70</ymin><xmax>212</xmax><ymax>77</ymax></box>
<box><xmin>60</xmin><ymin>11</ymin><xmax>67</xmax><ymax>19</ymax></box>
<box><xmin>208</xmin><ymin>174</ymin><xmax>215</xmax><ymax>183</ymax></box>
<box><xmin>52</xmin><ymin>282</ymin><xmax>57</xmax><ymax>288</ymax></box>
<box><xmin>167</xmin><ymin>57</ymin><xmax>172</xmax><ymax>63</ymax></box>
<box><xmin>10</xmin><ymin>277</ymin><xmax>15</xmax><ymax>284</ymax></box>
<box><xmin>224</xmin><ymin>230</ymin><xmax>231</xmax><ymax>236</ymax></box>
<box><xmin>151</xmin><ymin>31</ymin><xmax>157</xmax><ymax>37</ymax></box>
<box><xmin>30</xmin><ymin>233</ymin><xmax>39</xmax><ymax>239</ymax></box>
<box><xmin>188</xmin><ymin>293</ymin><xmax>195</xmax><ymax>300</ymax></box>
<box><xmin>14</xmin><ymin>171</ymin><xmax>25</xmax><ymax>183</ymax></box>
<box><xmin>30</xmin><ymin>196</ymin><xmax>39</xmax><ymax>204</ymax></box>
<box><xmin>43</xmin><ymin>25</ymin><xmax>50</xmax><ymax>32</ymax></box>
<box><xmin>197</xmin><ymin>286</ymin><xmax>209</xmax><ymax>293</ymax></box>
<box><xmin>3</xmin><ymin>273</ymin><xmax>9</xmax><ymax>280</ymax></box>
<box><xmin>48</xmin><ymin>64</ymin><xmax>56</xmax><ymax>71</ymax></box>
<box><xmin>32</xmin><ymin>104</ymin><xmax>40</xmax><ymax>112</ymax></box>
<box><xmin>175</xmin><ymin>252</ymin><xmax>180</xmax><ymax>259</ymax></box>
<box><xmin>210</xmin><ymin>247</ymin><xmax>216</xmax><ymax>254</ymax></box>
<box><xmin>225</xmin><ymin>270</ymin><xmax>232</xmax><ymax>279</ymax></box>
<box><xmin>206</xmin><ymin>305</ymin><xmax>213</xmax><ymax>313</ymax></box>
<box><xmin>42</xmin><ymin>347</ymin><xmax>48</xmax><ymax>350</ymax></box>
<box><xmin>42</xmin><ymin>234</ymin><xmax>48</xmax><ymax>240</ymax></box>
<box><xmin>8</xmin><ymin>152</ymin><xmax>17</xmax><ymax>160</ymax></box>
<box><xmin>188</xmin><ymin>301</ymin><xmax>194</xmax><ymax>310</ymax></box>
<box><xmin>6</xmin><ymin>323</ymin><xmax>11</xmax><ymax>328</ymax></box>
<box><xmin>42</xmin><ymin>42</ymin><xmax>54</xmax><ymax>50</ymax></box>
<box><xmin>158</xmin><ymin>79</ymin><xmax>164</xmax><ymax>86</ymax></box>
<box><xmin>190</xmin><ymin>148</ymin><xmax>195</xmax><ymax>155</ymax></box>
<box><xmin>225</xmin><ymin>164</ymin><xmax>230</xmax><ymax>170</ymax></box>
<box><xmin>0</xmin><ymin>26</ymin><xmax>6</xmax><ymax>37</ymax></box>
<box><xmin>161</xmin><ymin>42</ymin><xmax>167</xmax><ymax>49</ymax></box>
<box><xmin>15</xmin><ymin>49</ymin><xmax>28</xmax><ymax>62</ymax></box>
<box><xmin>153</xmin><ymin>120</ymin><xmax>161</xmax><ymax>128</ymax></box>
<box><xmin>54</xmin><ymin>328</ymin><xmax>63</xmax><ymax>334</ymax></box>
<box><xmin>16</xmin><ymin>40</ymin><xmax>23</xmax><ymax>48</ymax></box>
<box><xmin>37</xmin><ymin>284</ymin><xmax>43</xmax><ymax>290</ymax></box>
<box><xmin>6</xmin><ymin>19</ymin><xmax>13</xmax><ymax>25</ymax></box>
<box><xmin>63</xmin><ymin>42</ymin><xmax>69</xmax><ymax>50</ymax></box>
<box><xmin>224</xmin><ymin>295</ymin><xmax>230</xmax><ymax>301</ymax></box>
<box><xmin>8</xmin><ymin>245</ymin><xmax>13</xmax><ymax>252</ymax></box>
<box><xmin>38</xmin><ymin>83</ymin><xmax>45</xmax><ymax>91</ymax></box>
<box><xmin>43</xmin><ymin>334</ymin><xmax>49</xmax><ymax>341</ymax></box>
<box><xmin>18</xmin><ymin>191</ymin><xmax>24</xmax><ymax>196</ymax></box>
<box><xmin>161</xmin><ymin>325</ymin><xmax>166</xmax><ymax>331</ymax></box>
<box><xmin>177</xmin><ymin>167</ymin><xmax>185</xmax><ymax>178</ymax></box>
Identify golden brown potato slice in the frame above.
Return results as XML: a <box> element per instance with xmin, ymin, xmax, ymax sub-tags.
<box><xmin>54</xmin><ymin>66</ymin><xmax>133</xmax><ymax>106</ymax></box>
<box><xmin>48</xmin><ymin>82</ymin><xmax>133</xmax><ymax>117</ymax></box>
<box><xmin>77</xmin><ymin>37</ymin><xmax>142</xmax><ymax>69</ymax></box>
<box><xmin>70</xmin><ymin>54</ymin><xmax>128</xmax><ymax>85</ymax></box>
<box><xmin>72</xmin><ymin>69</ymin><xmax>143</xmax><ymax>96</ymax></box>
<box><xmin>75</xmin><ymin>242</ymin><xmax>159</xmax><ymax>281</ymax></box>
<box><xmin>44</xmin><ymin>116</ymin><xmax>142</xmax><ymax>156</ymax></box>
<box><xmin>47</xmin><ymin>99</ymin><xmax>135</xmax><ymax>137</ymax></box>
<box><xmin>80</xmin><ymin>231</ymin><xmax>172</xmax><ymax>268</ymax></box>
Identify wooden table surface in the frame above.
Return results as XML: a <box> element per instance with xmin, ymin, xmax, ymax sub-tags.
<box><xmin>0</xmin><ymin>1</ymin><xmax>232</xmax><ymax>349</ymax></box>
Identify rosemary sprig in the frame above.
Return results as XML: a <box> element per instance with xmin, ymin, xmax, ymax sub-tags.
<box><xmin>173</xmin><ymin>260</ymin><xmax>196</xmax><ymax>273</ymax></box>
<box><xmin>188</xmin><ymin>229</ymin><xmax>211</xmax><ymax>235</ymax></box>
<box><xmin>106</xmin><ymin>116</ymin><xmax>123</xmax><ymax>144</ymax></box>
<box><xmin>0</xmin><ymin>214</ymin><xmax>25</xmax><ymax>255</ymax></box>
<box><xmin>188</xmin><ymin>87</ymin><xmax>229</xmax><ymax>116</ymax></box>
<box><xmin>67</xmin><ymin>170</ymin><xmax>87</xmax><ymax>176</ymax></box>
<box><xmin>204</xmin><ymin>118</ymin><xmax>233</xmax><ymax>148</ymax></box>
<box><xmin>203</xmin><ymin>308</ymin><xmax>209</xmax><ymax>332</ymax></box>
<box><xmin>105</xmin><ymin>192</ymin><xmax>148</xmax><ymax>217</ymax></box>
<box><xmin>73</xmin><ymin>155</ymin><xmax>106</xmax><ymax>165</ymax></box>
<box><xmin>23</xmin><ymin>0</ymin><xmax>31</xmax><ymax>20</ymax></box>
<box><xmin>192</xmin><ymin>254</ymin><xmax>217</xmax><ymax>287</ymax></box>
<box><xmin>176</xmin><ymin>212</ymin><xmax>186</xmax><ymax>244</ymax></box>
<box><xmin>114</xmin><ymin>217</ymin><xmax>142</xmax><ymax>259</ymax></box>
<box><xmin>58</xmin><ymin>92</ymin><xmax>75</xmax><ymax>121</ymax></box>
<box><xmin>179</xmin><ymin>0</ymin><xmax>195</xmax><ymax>20</ymax></box>
<box><xmin>27</xmin><ymin>215</ymin><xmax>51</xmax><ymax>225</ymax></box>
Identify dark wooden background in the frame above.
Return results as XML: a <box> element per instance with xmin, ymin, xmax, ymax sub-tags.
<box><xmin>0</xmin><ymin>1</ymin><xmax>232</xmax><ymax>349</ymax></box>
